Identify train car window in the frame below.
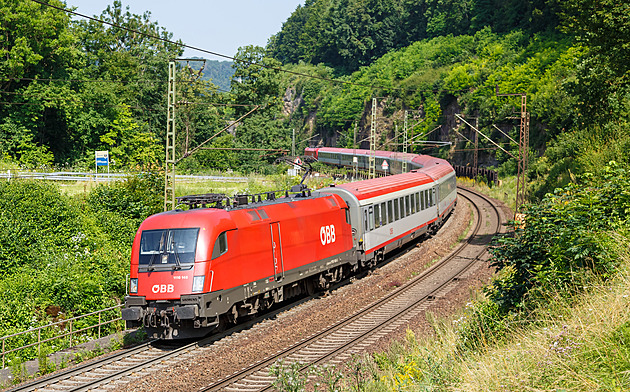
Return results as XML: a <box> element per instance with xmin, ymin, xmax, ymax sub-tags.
<box><xmin>410</xmin><ymin>194</ymin><xmax>416</xmax><ymax>214</ymax></box>
<box><xmin>368</xmin><ymin>206</ymin><xmax>374</xmax><ymax>231</ymax></box>
<box><xmin>374</xmin><ymin>204</ymin><xmax>381</xmax><ymax>229</ymax></box>
<box><xmin>421</xmin><ymin>191</ymin><xmax>425</xmax><ymax>210</ymax></box>
<box><xmin>140</xmin><ymin>228</ymin><xmax>199</xmax><ymax>265</ymax></box>
<box><xmin>424</xmin><ymin>190</ymin><xmax>429</xmax><ymax>209</ymax></box>
<box><xmin>211</xmin><ymin>232</ymin><xmax>228</xmax><ymax>260</ymax></box>
<box><xmin>405</xmin><ymin>195</ymin><xmax>410</xmax><ymax>215</ymax></box>
<box><xmin>364</xmin><ymin>209</ymin><xmax>369</xmax><ymax>232</ymax></box>
<box><xmin>387</xmin><ymin>200</ymin><xmax>393</xmax><ymax>224</ymax></box>
<box><xmin>380</xmin><ymin>202</ymin><xmax>386</xmax><ymax>225</ymax></box>
<box><xmin>257</xmin><ymin>209</ymin><xmax>269</xmax><ymax>219</ymax></box>
<box><xmin>399</xmin><ymin>197</ymin><xmax>405</xmax><ymax>218</ymax></box>
<box><xmin>430</xmin><ymin>188</ymin><xmax>435</xmax><ymax>206</ymax></box>
<box><xmin>394</xmin><ymin>199</ymin><xmax>399</xmax><ymax>220</ymax></box>
<box><xmin>416</xmin><ymin>192</ymin><xmax>420</xmax><ymax>212</ymax></box>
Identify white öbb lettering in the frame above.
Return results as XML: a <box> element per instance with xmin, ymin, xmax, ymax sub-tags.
<box><xmin>319</xmin><ymin>225</ymin><xmax>336</xmax><ymax>245</ymax></box>
<box><xmin>152</xmin><ymin>284</ymin><xmax>174</xmax><ymax>293</ymax></box>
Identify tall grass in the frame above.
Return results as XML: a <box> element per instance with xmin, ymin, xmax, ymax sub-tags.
<box><xmin>457</xmin><ymin>176</ymin><xmax>517</xmax><ymax>211</ymax></box>
<box><xmin>360</xmin><ymin>230</ymin><xmax>630</xmax><ymax>391</ymax></box>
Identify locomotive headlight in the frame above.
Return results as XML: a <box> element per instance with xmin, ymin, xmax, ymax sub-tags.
<box><xmin>192</xmin><ymin>276</ymin><xmax>205</xmax><ymax>293</ymax></box>
<box><xmin>130</xmin><ymin>278</ymin><xmax>138</xmax><ymax>294</ymax></box>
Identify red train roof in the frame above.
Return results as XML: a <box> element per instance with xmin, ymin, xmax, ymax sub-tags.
<box><xmin>333</xmin><ymin>171</ymin><xmax>434</xmax><ymax>200</ymax></box>
<box><xmin>313</xmin><ymin>147</ymin><xmax>421</xmax><ymax>164</ymax></box>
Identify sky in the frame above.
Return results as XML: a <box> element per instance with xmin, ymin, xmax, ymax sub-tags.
<box><xmin>65</xmin><ymin>0</ymin><xmax>304</xmax><ymax>60</ymax></box>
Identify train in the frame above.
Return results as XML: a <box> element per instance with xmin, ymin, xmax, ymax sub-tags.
<box><xmin>121</xmin><ymin>148</ymin><xmax>457</xmax><ymax>339</ymax></box>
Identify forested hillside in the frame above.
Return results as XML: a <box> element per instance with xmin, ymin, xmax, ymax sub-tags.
<box><xmin>268</xmin><ymin>0</ymin><xmax>559</xmax><ymax>73</ymax></box>
<box><xmin>269</xmin><ymin>0</ymin><xmax>630</xmax><ymax>198</ymax></box>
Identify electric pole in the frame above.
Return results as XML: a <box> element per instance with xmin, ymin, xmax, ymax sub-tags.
<box><xmin>496</xmin><ymin>86</ymin><xmax>530</xmax><ymax>215</ymax></box>
<box><xmin>402</xmin><ymin>110</ymin><xmax>409</xmax><ymax>173</ymax></box>
<box><xmin>473</xmin><ymin>115</ymin><xmax>478</xmax><ymax>178</ymax></box>
<box><xmin>164</xmin><ymin>60</ymin><xmax>176</xmax><ymax>212</ymax></box>
<box><xmin>369</xmin><ymin>98</ymin><xmax>377</xmax><ymax>179</ymax></box>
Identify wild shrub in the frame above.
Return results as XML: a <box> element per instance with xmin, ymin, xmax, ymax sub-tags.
<box><xmin>86</xmin><ymin>172</ymin><xmax>162</xmax><ymax>223</ymax></box>
<box><xmin>490</xmin><ymin>162</ymin><xmax>629</xmax><ymax>312</ymax></box>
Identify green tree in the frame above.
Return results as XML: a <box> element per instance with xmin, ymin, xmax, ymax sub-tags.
<box><xmin>0</xmin><ymin>0</ymin><xmax>81</xmax><ymax>163</ymax></box>
<box><xmin>560</xmin><ymin>0</ymin><xmax>630</xmax><ymax>121</ymax></box>
<box><xmin>231</xmin><ymin>45</ymin><xmax>283</xmax><ymax>116</ymax></box>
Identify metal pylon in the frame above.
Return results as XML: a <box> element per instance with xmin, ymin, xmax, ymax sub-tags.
<box><xmin>369</xmin><ymin>98</ymin><xmax>376</xmax><ymax>179</ymax></box>
<box><xmin>515</xmin><ymin>94</ymin><xmax>529</xmax><ymax>214</ymax></box>
<box><xmin>164</xmin><ymin>61</ymin><xmax>176</xmax><ymax>211</ymax></box>
<box><xmin>402</xmin><ymin>110</ymin><xmax>409</xmax><ymax>173</ymax></box>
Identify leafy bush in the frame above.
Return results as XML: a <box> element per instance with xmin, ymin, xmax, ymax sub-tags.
<box><xmin>0</xmin><ymin>180</ymin><xmax>82</xmax><ymax>274</ymax></box>
<box><xmin>86</xmin><ymin>171</ymin><xmax>163</xmax><ymax>223</ymax></box>
<box><xmin>489</xmin><ymin>162</ymin><xmax>630</xmax><ymax>313</ymax></box>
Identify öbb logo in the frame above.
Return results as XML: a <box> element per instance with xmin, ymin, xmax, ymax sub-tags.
<box><xmin>320</xmin><ymin>225</ymin><xmax>336</xmax><ymax>245</ymax></box>
<box><xmin>152</xmin><ymin>284</ymin><xmax>174</xmax><ymax>294</ymax></box>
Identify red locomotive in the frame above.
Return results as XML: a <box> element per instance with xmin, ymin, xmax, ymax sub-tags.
<box><xmin>122</xmin><ymin>148</ymin><xmax>457</xmax><ymax>339</ymax></box>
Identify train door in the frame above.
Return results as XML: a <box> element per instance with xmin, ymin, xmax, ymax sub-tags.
<box><xmin>269</xmin><ymin>222</ymin><xmax>285</xmax><ymax>282</ymax></box>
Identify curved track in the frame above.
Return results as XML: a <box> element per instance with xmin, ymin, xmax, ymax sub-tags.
<box><xmin>202</xmin><ymin>187</ymin><xmax>505</xmax><ymax>392</ymax></box>
<box><xmin>8</xmin><ymin>187</ymin><xmax>505</xmax><ymax>392</ymax></box>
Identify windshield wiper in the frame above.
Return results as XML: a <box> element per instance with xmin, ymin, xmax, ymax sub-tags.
<box><xmin>171</xmin><ymin>237</ymin><xmax>182</xmax><ymax>270</ymax></box>
<box><xmin>147</xmin><ymin>251</ymin><xmax>157</xmax><ymax>271</ymax></box>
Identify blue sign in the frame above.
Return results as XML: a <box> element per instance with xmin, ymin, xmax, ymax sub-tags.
<box><xmin>95</xmin><ymin>151</ymin><xmax>109</xmax><ymax>167</ymax></box>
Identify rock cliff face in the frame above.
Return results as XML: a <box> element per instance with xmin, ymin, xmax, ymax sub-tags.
<box><xmin>281</xmin><ymin>86</ymin><xmax>500</xmax><ymax>168</ymax></box>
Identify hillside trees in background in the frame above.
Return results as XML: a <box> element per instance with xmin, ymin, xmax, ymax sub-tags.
<box><xmin>269</xmin><ymin>0</ymin><xmax>561</xmax><ymax>73</ymax></box>
<box><xmin>560</xmin><ymin>0</ymin><xmax>630</xmax><ymax>121</ymax></box>
<box><xmin>199</xmin><ymin>60</ymin><xmax>235</xmax><ymax>91</ymax></box>
<box><xmin>230</xmin><ymin>45</ymin><xmax>291</xmax><ymax>172</ymax></box>
<box><xmin>72</xmin><ymin>1</ymin><xmax>184</xmax><ymax>166</ymax></box>
<box><xmin>526</xmin><ymin>0</ymin><xmax>630</xmax><ymax>197</ymax></box>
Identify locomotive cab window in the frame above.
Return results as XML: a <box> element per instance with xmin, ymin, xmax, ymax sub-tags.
<box><xmin>139</xmin><ymin>228</ymin><xmax>199</xmax><ymax>266</ymax></box>
<box><xmin>211</xmin><ymin>231</ymin><xmax>228</xmax><ymax>260</ymax></box>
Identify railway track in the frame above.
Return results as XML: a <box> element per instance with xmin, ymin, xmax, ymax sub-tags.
<box><xmin>7</xmin><ymin>187</ymin><xmax>504</xmax><ymax>392</ymax></box>
<box><xmin>202</xmin><ymin>187</ymin><xmax>505</xmax><ymax>392</ymax></box>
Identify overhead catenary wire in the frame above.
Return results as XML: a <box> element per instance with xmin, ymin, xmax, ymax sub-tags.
<box><xmin>29</xmin><ymin>0</ymin><xmax>473</xmax><ymax>95</ymax></box>
<box><xmin>0</xmin><ymin>91</ymin><xmax>256</xmax><ymax>108</ymax></box>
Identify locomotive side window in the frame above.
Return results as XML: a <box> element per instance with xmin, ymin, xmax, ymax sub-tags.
<box><xmin>345</xmin><ymin>208</ymin><xmax>351</xmax><ymax>225</ymax></box>
<box><xmin>374</xmin><ymin>204</ymin><xmax>381</xmax><ymax>229</ymax></box>
<box><xmin>211</xmin><ymin>232</ymin><xmax>228</xmax><ymax>260</ymax></box>
<box><xmin>139</xmin><ymin>228</ymin><xmax>199</xmax><ymax>266</ymax></box>
<box><xmin>387</xmin><ymin>200</ymin><xmax>393</xmax><ymax>224</ymax></box>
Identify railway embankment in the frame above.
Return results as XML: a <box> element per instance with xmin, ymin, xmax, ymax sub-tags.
<box><xmin>354</xmin><ymin>165</ymin><xmax>630</xmax><ymax>390</ymax></box>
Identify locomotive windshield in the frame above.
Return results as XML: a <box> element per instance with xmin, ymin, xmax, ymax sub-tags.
<box><xmin>139</xmin><ymin>228</ymin><xmax>199</xmax><ymax>268</ymax></box>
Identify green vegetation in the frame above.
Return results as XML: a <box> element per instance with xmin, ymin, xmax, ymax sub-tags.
<box><xmin>269</xmin><ymin>0</ymin><xmax>559</xmax><ymax>73</ymax></box>
<box><xmin>269</xmin><ymin>164</ymin><xmax>630</xmax><ymax>391</ymax></box>
<box><xmin>3</xmin><ymin>0</ymin><xmax>630</xmax><ymax>389</ymax></box>
<box><xmin>0</xmin><ymin>175</ymin><xmax>161</xmax><ymax>366</ymax></box>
